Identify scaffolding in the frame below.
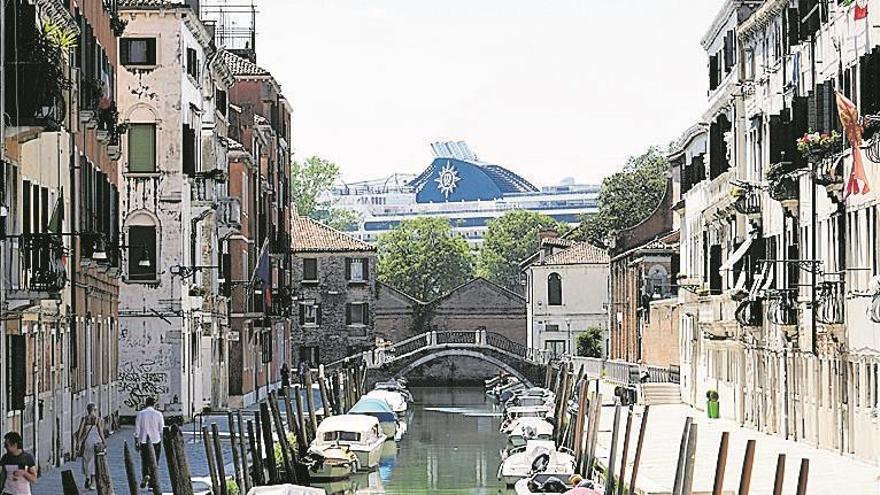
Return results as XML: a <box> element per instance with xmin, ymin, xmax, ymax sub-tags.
<box><xmin>200</xmin><ymin>0</ymin><xmax>259</xmax><ymax>53</ymax></box>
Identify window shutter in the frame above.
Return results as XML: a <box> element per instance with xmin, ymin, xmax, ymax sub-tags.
<box><xmin>345</xmin><ymin>303</ymin><xmax>352</xmax><ymax>325</ymax></box>
<box><xmin>787</xmin><ymin>8</ymin><xmax>800</xmax><ymax>47</ymax></box>
<box><xmin>182</xmin><ymin>124</ymin><xmax>196</xmax><ymax>176</ymax></box>
<box><xmin>316</xmin><ymin>304</ymin><xmax>322</xmax><ymax>325</ymax></box>
<box><xmin>146</xmin><ymin>38</ymin><xmax>156</xmax><ymax>65</ymax></box>
<box><xmin>9</xmin><ymin>335</ymin><xmax>25</xmax><ymax>410</ymax></box>
<box><xmin>299</xmin><ymin>305</ymin><xmax>305</xmax><ymax>326</ymax></box>
<box><xmin>120</xmin><ymin>39</ymin><xmax>130</xmax><ymax>65</ymax></box>
<box><xmin>362</xmin><ymin>258</ymin><xmax>369</xmax><ymax>281</ymax></box>
<box><xmin>345</xmin><ymin>258</ymin><xmax>351</xmax><ymax>280</ymax></box>
<box><xmin>363</xmin><ymin>303</ymin><xmax>370</xmax><ymax>326</ymax></box>
<box><xmin>709</xmin><ymin>55</ymin><xmax>719</xmax><ymax>90</ymax></box>
<box><xmin>769</xmin><ymin>115</ymin><xmax>783</xmax><ymax>164</ymax></box>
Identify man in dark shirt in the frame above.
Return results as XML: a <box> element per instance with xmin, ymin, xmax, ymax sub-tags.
<box><xmin>0</xmin><ymin>432</ymin><xmax>37</xmax><ymax>495</ymax></box>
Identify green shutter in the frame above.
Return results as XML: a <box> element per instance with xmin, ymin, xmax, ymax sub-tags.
<box><xmin>128</xmin><ymin>124</ymin><xmax>156</xmax><ymax>172</ymax></box>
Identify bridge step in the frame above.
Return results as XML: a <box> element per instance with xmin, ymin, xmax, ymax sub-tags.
<box><xmin>639</xmin><ymin>383</ymin><xmax>681</xmax><ymax>406</ymax></box>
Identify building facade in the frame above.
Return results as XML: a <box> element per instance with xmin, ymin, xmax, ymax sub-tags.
<box><xmin>329</xmin><ymin>141</ymin><xmax>600</xmax><ymax>247</ymax></box>
<box><xmin>292</xmin><ymin>216</ymin><xmax>377</xmax><ymax>366</ymax></box>
<box><xmin>0</xmin><ymin>0</ymin><xmax>124</xmax><ymax>469</ymax></box>
<box><xmin>676</xmin><ymin>0</ymin><xmax>880</xmax><ymax>464</ymax></box>
<box><xmin>523</xmin><ymin>238</ymin><xmax>610</xmax><ymax>357</ymax></box>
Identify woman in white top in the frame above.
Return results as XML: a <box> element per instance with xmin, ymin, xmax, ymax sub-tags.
<box><xmin>75</xmin><ymin>403</ymin><xmax>106</xmax><ymax>490</ymax></box>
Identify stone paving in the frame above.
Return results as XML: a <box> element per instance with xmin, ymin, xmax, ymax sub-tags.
<box><xmin>36</xmin><ymin>398</ymin><xmax>296</xmax><ymax>495</ymax></box>
<box><xmin>591</xmin><ymin>382</ymin><xmax>880</xmax><ymax>495</ymax></box>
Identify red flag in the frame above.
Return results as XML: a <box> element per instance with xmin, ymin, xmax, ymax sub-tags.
<box><xmin>855</xmin><ymin>0</ymin><xmax>868</xmax><ymax>20</ymax></box>
<box><xmin>836</xmin><ymin>91</ymin><xmax>871</xmax><ymax>196</ymax></box>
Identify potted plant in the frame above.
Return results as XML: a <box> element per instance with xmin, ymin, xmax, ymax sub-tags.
<box><xmin>706</xmin><ymin>389</ymin><xmax>720</xmax><ymax>419</ymax></box>
<box><xmin>796</xmin><ymin>131</ymin><xmax>842</xmax><ymax>162</ymax></box>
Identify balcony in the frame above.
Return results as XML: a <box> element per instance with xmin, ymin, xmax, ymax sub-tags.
<box><xmin>697</xmin><ymin>293</ymin><xmax>739</xmax><ymax>339</ymax></box>
<box><xmin>190</xmin><ymin>176</ymin><xmax>214</xmax><ymax>205</ymax></box>
<box><xmin>731</xmin><ymin>185</ymin><xmax>761</xmax><ymax>217</ymax></box>
<box><xmin>4</xmin><ymin>234</ymin><xmax>67</xmax><ymax>301</ymax></box>
<box><xmin>735</xmin><ymin>299</ymin><xmax>763</xmax><ymax>327</ymax></box>
<box><xmin>814</xmin><ymin>155</ymin><xmax>845</xmax><ymax>203</ymax></box>
<box><xmin>816</xmin><ymin>275</ymin><xmax>845</xmax><ymax>326</ymax></box>
<box><xmin>767</xmin><ymin>288</ymin><xmax>799</xmax><ymax>336</ymax></box>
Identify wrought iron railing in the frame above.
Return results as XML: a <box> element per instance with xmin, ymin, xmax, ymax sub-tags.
<box><xmin>735</xmin><ymin>299</ymin><xmax>763</xmax><ymax>327</ymax></box>
<box><xmin>436</xmin><ymin>330</ymin><xmax>477</xmax><ymax>345</ymax></box>
<box><xmin>767</xmin><ymin>288</ymin><xmax>799</xmax><ymax>326</ymax></box>
<box><xmin>814</xmin><ymin>155</ymin><xmax>844</xmax><ymax>187</ymax></box>
<box><xmin>6</xmin><ymin>234</ymin><xmax>68</xmax><ymax>297</ymax></box>
<box><xmin>733</xmin><ymin>189</ymin><xmax>761</xmax><ymax>215</ymax></box>
<box><xmin>486</xmin><ymin>332</ymin><xmax>528</xmax><ymax>357</ymax></box>
<box><xmin>817</xmin><ymin>276</ymin><xmax>845</xmax><ymax>325</ymax></box>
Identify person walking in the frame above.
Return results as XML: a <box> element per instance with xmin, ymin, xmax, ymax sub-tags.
<box><xmin>281</xmin><ymin>362</ymin><xmax>290</xmax><ymax>389</ymax></box>
<box><xmin>134</xmin><ymin>397</ymin><xmax>165</xmax><ymax>489</ymax></box>
<box><xmin>75</xmin><ymin>403</ymin><xmax>106</xmax><ymax>490</ymax></box>
<box><xmin>0</xmin><ymin>432</ymin><xmax>37</xmax><ymax>495</ymax></box>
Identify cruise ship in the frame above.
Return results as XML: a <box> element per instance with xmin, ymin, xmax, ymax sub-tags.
<box><xmin>329</xmin><ymin>141</ymin><xmax>600</xmax><ymax>246</ymax></box>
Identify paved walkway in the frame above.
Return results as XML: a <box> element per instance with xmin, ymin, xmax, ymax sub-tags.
<box><xmin>592</xmin><ymin>383</ymin><xmax>880</xmax><ymax>495</ymax></box>
<box><xmin>36</xmin><ymin>398</ymin><xmax>291</xmax><ymax>495</ymax></box>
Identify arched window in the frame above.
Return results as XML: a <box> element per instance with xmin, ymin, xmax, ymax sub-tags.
<box><xmin>548</xmin><ymin>273</ymin><xmax>562</xmax><ymax>306</ymax></box>
<box><xmin>125</xmin><ymin>211</ymin><xmax>158</xmax><ymax>281</ymax></box>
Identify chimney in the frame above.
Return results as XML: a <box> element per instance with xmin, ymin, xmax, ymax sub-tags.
<box><xmin>538</xmin><ymin>228</ymin><xmax>559</xmax><ymax>243</ymax></box>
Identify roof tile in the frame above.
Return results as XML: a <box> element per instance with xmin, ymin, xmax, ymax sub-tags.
<box><xmin>292</xmin><ymin>216</ymin><xmax>376</xmax><ymax>253</ymax></box>
<box><xmin>218</xmin><ymin>49</ymin><xmax>270</xmax><ymax>77</ymax></box>
<box><xmin>542</xmin><ymin>242</ymin><xmax>609</xmax><ymax>265</ymax></box>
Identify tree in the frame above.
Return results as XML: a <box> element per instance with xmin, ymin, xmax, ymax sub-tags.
<box><xmin>377</xmin><ymin>217</ymin><xmax>475</xmax><ymax>302</ymax></box>
<box><xmin>291</xmin><ymin>155</ymin><xmax>360</xmax><ymax>231</ymax></box>
<box><xmin>577</xmin><ymin>327</ymin><xmax>604</xmax><ymax>358</ymax></box>
<box><xmin>578</xmin><ymin>146</ymin><xmax>669</xmax><ymax>247</ymax></box>
<box><xmin>477</xmin><ymin>210</ymin><xmax>568</xmax><ymax>292</ymax></box>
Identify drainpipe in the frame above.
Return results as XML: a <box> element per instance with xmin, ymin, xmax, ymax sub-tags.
<box><xmin>189</xmin><ymin>208</ymin><xmax>211</xmax><ymax>418</ymax></box>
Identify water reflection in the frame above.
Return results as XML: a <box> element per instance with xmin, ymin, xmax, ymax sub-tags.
<box><xmin>313</xmin><ymin>386</ymin><xmax>512</xmax><ymax>495</ymax></box>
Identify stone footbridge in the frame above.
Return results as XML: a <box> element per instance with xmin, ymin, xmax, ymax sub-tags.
<box><xmin>329</xmin><ymin>330</ymin><xmax>553</xmax><ymax>387</ymax></box>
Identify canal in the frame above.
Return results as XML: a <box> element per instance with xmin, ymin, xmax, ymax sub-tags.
<box><xmin>314</xmin><ymin>386</ymin><xmax>512</xmax><ymax>494</ymax></box>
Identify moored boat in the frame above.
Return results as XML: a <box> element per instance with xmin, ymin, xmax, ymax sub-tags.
<box><xmin>312</xmin><ymin>415</ymin><xmax>387</xmax><ymax>471</ymax></box>
<box><xmin>304</xmin><ymin>444</ymin><xmax>358</xmax><ymax>480</ymax></box>
<box><xmin>349</xmin><ymin>397</ymin><xmax>401</xmax><ymax>440</ymax></box>
<box><xmin>365</xmin><ymin>389</ymin><xmax>409</xmax><ymax>417</ymax></box>
<box><xmin>498</xmin><ymin>440</ymin><xmax>576</xmax><ymax>486</ymax></box>
<box><xmin>513</xmin><ymin>473</ymin><xmax>603</xmax><ymax>495</ymax></box>
<box><xmin>502</xmin><ymin>417</ymin><xmax>555</xmax><ymax>459</ymax></box>
<box><xmin>500</xmin><ymin>405</ymin><xmax>554</xmax><ymax>434</ymax></box>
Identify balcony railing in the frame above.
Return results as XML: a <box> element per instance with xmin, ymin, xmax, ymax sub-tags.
<box><xmin>817</xmin><ymin>275</ymin><xmax>845</xmax><ymax>325</ymax></box>
<box><xmin>735</xmin><ymin>299</ymin><xmax>763</xmax><ymax>327</ymax></box>
<box><xmin>767</xmin><ymin>289</ymin><xmax>798</xmax><ymax>326</ymax></box>
<box><xmin>217</xmin><ymin>197</ymin><xmax>242</xmax><ymax>230</ymax></box>
<box><xmin>4</xmin><ymin>234</ymin><xmax>67</xmax><ymax>299</ymax></box>
<box><xmin>733</xmin><ymin>189</ymin><xmax>761</xmax><ymax>216</ymax></box>
<box><xmin>191</xmin><ymin>177</ymin><xmax>214</xmax><ymax>204</ymax></box>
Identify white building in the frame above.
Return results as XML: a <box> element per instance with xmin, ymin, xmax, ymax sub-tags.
<box><xmin>522</xmin><ymin>238</ymin><xmax>610</xmax><ymax>356</ymax></box>
<box><xmin>676</xmin><ymin>0</ymin><xmax>880</xmax><ymax>464</ymax></box>
<box><xmin>116</xmin><ymin>0</ymin><xmax>232</xmax><ymax>420</ymax></box>
<box><xmin>329</xmin><ymin>142</ymin><xmax>600</xmax><ymax>246</ymax></box>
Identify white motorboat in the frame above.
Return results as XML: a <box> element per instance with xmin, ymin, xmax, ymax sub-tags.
<box><xmin>503</xmin><ymin>417</ymin><xmax>555</xmax><ymax>458</ymax></box>
<box><xmin>513</xmin><ymin>473</ymin><xmax>604</xmax><ymax>495</ymax></box>
<box><xmin>504</xmin><ymin>388</ymin><xmax>555</xmax><ymax>412</ymax></box>
<box><xmin>246</xmin><ymin>485</ymin><xmax>326</xmax><ymax>495</ymax></box>
<box><xmin>365</xmin><ymin>389</ymin><xmax>409</xmax><ymax>417</ymax></box>
<box><xmin>312</xmin><ymin>415</ymin><xmax>387</xmax><ymax>471</ymax></box>
<box><xmin>374</xmin><ymin>379</ymin><xmax>413</xmax><ymax>403</ymax></box>
<box><xmin>304</xmin><ymin>444</ymin><xmax>358</xmax><ymax>480</ymax></box>
<box><xmin>498</xmin><ymin>440</ymin><xmax>576</xmax><ymax>486</ymax></box>
<box><xmin>500</xmin><ymin>405</ymin><xmax>554</xmax><ymax>434</ymax></box>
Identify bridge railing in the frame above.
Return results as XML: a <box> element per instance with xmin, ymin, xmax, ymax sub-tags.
<box><xmin>567</xmin><ymin>356</ymin><xmax>680</xmax><ymax>386</ymax></box>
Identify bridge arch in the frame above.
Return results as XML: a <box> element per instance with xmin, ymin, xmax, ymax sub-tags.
<box><xmin>393</xmin><ymin>348</ymin><xmax>534</xmax><ymax>387</ymax></box>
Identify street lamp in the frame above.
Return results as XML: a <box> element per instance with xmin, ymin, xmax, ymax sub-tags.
<box><xmin>565</xmin><ymin>318</ymin><xmax>572</xmax><ymax>355</ymax></box>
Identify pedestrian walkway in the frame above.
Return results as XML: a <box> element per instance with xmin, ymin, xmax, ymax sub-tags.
<box><xmin>592</xmin><ymin>382</ymin><xmax>880</xmax><ymax>494</ymax></box>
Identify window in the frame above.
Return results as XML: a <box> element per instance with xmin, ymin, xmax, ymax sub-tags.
<box><xmin>186</xmin><ymin>47</ymin><xmax>198</xmax><ymax>80</ymax></box>
<box><xmin>299</xmin><ymin>346</ymin><xmax>320</xmax><ymax>365</ymax></box>
<box><xmin>346</xmin><ymin>303</ymin><xmax>369</xmax><ymax>326</ymax></box>
<box><xmin>544</xmin><ymin>340</ymin><xmax>566</xmax><ymax>358</ymax></box>
<box><xmin>347</xmin><ymin>258</ymin><xmax>367</xmax><ymax>282</ymax></box>
<box><xmin>299</xmin><ymin>302</ymin><xmax>320</xmax><ymax>326</ymax></box>
<box><xmin>548</xmin><ymin>273</ymin><xmax>562</xmax><ymax>305</ymax></box>
<box><xmin>128</xmin><ymin>124</ymin><xmax>156</xmax><ymax>173</ymax></box>
<box><xmin>544</xmin><ymin>324</ymin><xmax>560</xmax><ymax>332</ymax></box>
<box><xmin>260</xmin><ymin>330</ymin><xmax>272</xmax><ymax>364</ymax></box>
<box><xmin>128</xmin><ymin>225</ymin><xmax>157</xmax><ymax>281</ymax></box>
<box><xmin>303</xmin><ymin>258</ymin><xmax>318</xmax><ymax>282</ymax></box>
<box><xmin>120</xmin><ymin>38</ymin><xmax>156</xmax><ymax>66</ymax></box>
<box><xmin>182</xmin><ymin>124</ymin><xmax>196</xmax><ymax>176</ymax></box>
<box><xmin>215</xmin><ymin>89</ymin><xmax>227</xmax><ymax>117</ymax></box>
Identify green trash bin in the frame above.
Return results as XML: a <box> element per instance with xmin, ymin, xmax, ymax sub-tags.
<box><xmin>706</xmin><ymin>390</ymin><xmax>720</xmax><ymax>419</ymax></box>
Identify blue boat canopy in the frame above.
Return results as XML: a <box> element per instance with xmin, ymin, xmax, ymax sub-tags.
<box><xmin>350</xmin><ymin>397</ymin><xmax>394</xmax><ymax>414</ymax></box>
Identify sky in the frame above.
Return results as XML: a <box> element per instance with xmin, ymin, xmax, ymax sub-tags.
<box><xmin>254</xmin><ymin>0</ymin><xmax>725</xmax><ymax>187</ymax></box>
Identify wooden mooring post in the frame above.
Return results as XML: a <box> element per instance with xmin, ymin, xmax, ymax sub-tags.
<box><xmin>615</xmin><ymin>406</ymin><xmax>634</xmax><ymax>495</ymax></box>
<box><xmin>295</xmin><ymin>384</ymin><xmax>310</xmax><ymax>445</ymax></box>
<box><xmin>61</xmin><ymin>469</ymin><xmax>79</xmax><ymax>495</ymax></box>
<box><xmin>318</xmin><ymin>365</ymin><xmax>334</xmax><ymax>417</ymax></box>
<box><xmin>269</xmin><ymin>390</ymin><xmax>297</xmax><ymax>484</ymax></box>
<box><xmin>246</xmin><ymin>420</ymin><xmax>265</xmax><ymax>486</ymax></box>
<box><xmin>304</xmin><ymin>370</ymin><xmax>320</xmax><ymax>438</ymax></box>
<box><xmin>671</xmin><ymin>417</ymin><xmax>693</xmax><ymax>495</ymax></box>
<box><xmin>236</xmin><ymin>412</ymin><xmax>251</xmax><ymax>493</ymax></box>
<box><xmin>260</xmin><ymin>402</ymin><xmax>280</xmax><ymax>484</ymax></box>
<box><xmin>211</xmin><ymin>423</ymin><xmax>229</xmax><ymax>495</ymax></box>
<box><xmin>164</xmin><ymin>425</ymin><xmax>194</xmax><ymax>495</ymax></box>
<box><xmin>627</xmin><ymin>405</ymin><xmax>650</xmax><ymax>495</ymax></box>
<box><xmin>585</xmin><ymin>391</ymin><xmax>603</xmax><ymax>478</ymax></box>
<box><xmin>772</xmin><ymin>453</ymin><xmax>786</xmax><ymax>495</ymax></box>
<box><xmin>737</xmin><ymin>439</ymin><xmax>756</xmax><ymax>495</ymax></box>
<box><xmin>681</xmin><ymin>423</ymin><xmax>698</xmax><ymax>495</ymax></box>
<box><xmin>711</xmin><ymin>432</ymin><xmax>730</xmax><ymax>495</ymax></box>
<box><xmin>202</xmin><ymin>426</ymin><xmax>221</xmax><ymax>495</ymax></box>
<box><xmin>123</xmin><ymin>442</ymin><xmax>140</xmax><ymax>495</ymax></box>
<box><xmin>795</xmin><ymin>458</ymin><xmax>809</xmax><ymax>495</ymax></box>
<box><xmin>94</xmin><ymin>444</ymin><xmax>115</xmax><ymax>495</ymax></box>
<box><xmin>604</xmin><ymin>401</ymin><xmax>622</xmax><ymax>495</ymax></box>
<box><xmin>227</xmin><ymin>411</ymin><xmax>245</xmax><ymax>495</ymax></box>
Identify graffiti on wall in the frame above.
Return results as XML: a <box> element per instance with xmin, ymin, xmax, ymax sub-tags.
<box><xmin>118</xmin><ymin>360</ymin><xmax>170</xmax><ymax>410</ymax></box>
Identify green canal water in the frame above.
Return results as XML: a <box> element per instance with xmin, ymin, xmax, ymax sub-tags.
<box><xmin>313</xmin><ymin>386</ymin><xmax>515</xmax><ymax>495</ymax></box>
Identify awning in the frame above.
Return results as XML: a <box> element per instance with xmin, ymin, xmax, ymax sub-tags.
<box><xmin>720</xmin><ymin>234</ymin><xmax>755</xmax><ymax>271</ymax></box>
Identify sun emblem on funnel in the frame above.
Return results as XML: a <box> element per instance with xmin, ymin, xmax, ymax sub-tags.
<box><xmin>435</xmin><ymin>161</ymin><xmax>461</xmax><ymax>199</ymax></box>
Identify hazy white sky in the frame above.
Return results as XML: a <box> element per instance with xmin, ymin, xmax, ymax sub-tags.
<box><xmin>255</xmin><ymin>0</ymin><xmax>725</xmax><ymax>186</ymax></box>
